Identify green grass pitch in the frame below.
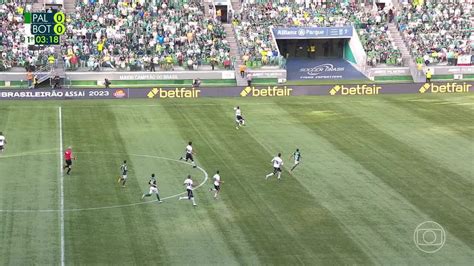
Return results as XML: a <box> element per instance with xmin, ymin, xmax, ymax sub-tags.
<box><xmin>0</xmin><ymin>94</ymin><xmax>472</xmax><ymax>265</ymax></box>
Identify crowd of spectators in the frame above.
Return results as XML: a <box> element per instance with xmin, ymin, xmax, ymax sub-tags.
<box><xmin>61</xmin><ymin>0</ymin><xmax>231</xmax><ymax>71</ymax></box>
<box><xmin>396</xmin><ymin>1</ymin><xmax>473</xmax><ymax>66</ymax></box>
<box><xmin>0</xmin><ymin>1</ymin><xmax>56</xmax><ymax>71</ymax></box>
<box><xmin>233</xmin><ymin>0</ymin><xmax>402</xmax><ymax>67</ymax></box>
<box><xmin>233</xmin><ymin>20</ymin><xmax>281</xmax><ymax>68</ymax></box>
<box><xmin>361</xmin><ymin>24</ymin><xmax>402</xmax><ymax>66</ymax></box>
<box><xmin>2</xmin><ymin>0</ymin><xmax>473</xmax><ymax>72</ymax></box>
<box><xmin>1</xmin><ymin>0</ymin><xmax>231</xmax><ymax>71</ymax></box>
<box><xmin>357</xmin><ymin>6</ymin><xmax>402</xmax><ymax>66</ymax></box>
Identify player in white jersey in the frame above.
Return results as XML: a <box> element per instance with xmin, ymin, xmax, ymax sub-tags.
<box><xmin>178</xmin><ymin>175</ymin><xmax>197</xmax><ymax>206</ymax></box>
<box><xmin>265</xmin><ymin>153</ymin><xmax>283</xmax><ymax>180</ymax></box>
<box><xmin>179</xmin><ymin>141</ymin><xmax>197</xmax><ymax>168</ymax></box>
<box><xmin>141</xmin><ymin>174</ymin><xmax>162</xmax><ymax>202</ymax></box>
<box><xmin>234</xmin><ymin>106</ymin><xmax>245</xmax><ymax>129</ymax></box>
<box><xmin>209</xmin><ymin>170</ymin><xmax>223</xmax><ymax>199</ymax></box>
<box><xmin>0</xmin><ymin>132</ymin><xmax>6</xmax><ymax>152</ymax></box>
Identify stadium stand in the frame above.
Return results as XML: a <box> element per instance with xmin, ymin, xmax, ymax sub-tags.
<box><xmin>0</xmin><ymin>0</ymin><xmax>231</xmax><ymax>72</ymax></box>
<box><xmin>0</xmin><ymin>0</ymin><xmax>61</xmax><ymax>72</ymax></box>
<box><xmin>232</xmin><ymin>0</ymin><xmax>402</xmax><ymax>68</ymax></box>
<box><xmin>1</xmin><ymin>0</ymin><xmax>472</xmax><ymax>72</ymax></box>
<box><xmin>61</xmin><ymin>0</ymin><xmax>231</xmax><ymax>71</ymax></box>
<box><xmin>359</xmin><ymin>14</ymin><xmax>403</xmax><ymax>67</ymax></box>
<box><xmin>396</xmin><ymin>1</ymin><xmax>473</xmax><ymax>66</ymax></box>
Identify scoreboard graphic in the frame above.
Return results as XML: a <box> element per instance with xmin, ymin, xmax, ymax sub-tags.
<box><xmin>24</xmin><ymin>11</ymin><xmax>66</xmax><ymax>45</ymax></box>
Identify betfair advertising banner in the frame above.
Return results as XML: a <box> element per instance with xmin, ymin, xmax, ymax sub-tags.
<box><xmin>0</xmin><ymin>82</ymin><xmax>472</xmax><ymax>100</ymax></box>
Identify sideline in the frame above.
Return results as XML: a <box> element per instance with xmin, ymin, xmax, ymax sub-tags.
<box><xmin>58</xmin><ymin>107</ymin><xmax>65</xmax><ymax>266</ymax></box>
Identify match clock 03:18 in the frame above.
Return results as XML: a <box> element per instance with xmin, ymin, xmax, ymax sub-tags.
<box><xmin>34</xmin><ymin>35</ymin><xmax>61</xmax><ymax>45</ymax></box>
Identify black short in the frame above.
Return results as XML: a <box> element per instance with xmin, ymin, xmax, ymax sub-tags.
<box><xmin>187</xmin><ymin>189</ymin><xmax>194</xmax><ymax>199</ymax></box>
<box><xmin>214</xmin><ymin>184</ymin><xmax>220</xmax><ymax>191</ymax></box>
<box><xmin>65</xmin><ymin>159</ymin><xmax>72</xmax><ymax>167</ymax></box>
<box><xmin>185</xmin><ymin>153</ymin><xmax>194</xmax><ymax>161</ymax></box>
<box><xmin>0</xmin><ymin>145</ymin><xmax>3</xmax><ymax>150</ymax></box>
<box><xmin>236</xmin><ymin>115</ymin><xmax>243</xmax><ymax>121</ymax></box>
<box><xmin>273</xmin><ymin>167</ymin><xmax>281</xmax><ymax>174</ymax></box>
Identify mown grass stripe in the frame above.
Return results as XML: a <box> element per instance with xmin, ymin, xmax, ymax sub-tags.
<box><xmin>349</xmin><ymin>96</ymin><xmax>473</xmax><ymax>180</ymax></box>
<box><xmin>391</xmin><ymin>96</ymin><xmax>473</xmax><ymax>140</ymax></box>
<box><xmin>162</xmin><ymin>101</ymin><xmax>373</xmax><ymax>264</ymax></box>
<box><xmin>160</xmin><ymin>102</ymin><xmax>260</xmax><ymax>265</ymax></box>
<box><xmin>276</xmin><ymin>97</ymin><xmax>473</xmax><ymax>263</ymax></box>
<box><xmin>280</xmin><ymin>99</ymin><xmax>473</xmax><ymax>248</ymax></box>
<box><xmin>112</xmin><ymin>103</ymin><xmax>245</xmax><ymax>265</ymax></box>
<box><xmin>0</xmin><ymin>107</ymin><xmax>60</xmax><ymax>264</ymax></box>
<box><xmin>61</xmin><ymin>106</ymin><xmax>169</xmax><ymax>264</ymax></box>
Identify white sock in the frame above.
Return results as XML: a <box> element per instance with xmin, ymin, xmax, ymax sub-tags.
<box><xmin>179</xmin><ymin>196</ymin><xmax>187</xmax><ymax>200</ymax></box>
<box><xmin>191</xmin><ymin>197</ymin><xmax>196</xmax><ymax>205</ymax></box>
<box><xmin>277</xmin><ymin>172</ymin><xmax>281</xmax><ymax>179</ymax></box>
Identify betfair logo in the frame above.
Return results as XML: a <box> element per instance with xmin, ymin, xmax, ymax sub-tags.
<box><xmin>147</xmin><ymin>88</ymin><xmax>201</xmax><ymax>98</ymax></box>
<box><xmin>419</xmin><ymin>83</ymin><xmax>430</xmax><ymax>93</ymax></box>
<box><xmin>240</xmin><ymin>86</ymin><xmax>293</xmax><ymax>97</ymax></box>
<box><xmin>240</xmin><ymin>86</ymin><xmax>252</xmax><ymax>97</ymax></box>
<box><xmin>329</xmin><ymin>85</ymin><xmax>341</xmax><ymax>95</ymax></box>
<box><xmin>419</xmin><ymin>83</ymin><xmax>471</xmax><ymax>94</ymax></box>
<box><xmin>330</xmin><ymin>85</ymin><xmax>381</xmax><ymax>95</ymax></box>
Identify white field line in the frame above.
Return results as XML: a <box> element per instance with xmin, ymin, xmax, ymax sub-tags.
<box><xmin>58</xmin><ymin>106</ymin><xmax>65</xmax><ymax>266</ymax></box>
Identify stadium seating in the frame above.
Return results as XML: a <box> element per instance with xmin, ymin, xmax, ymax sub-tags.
<box><xmin>359</xmin><ymin>24</ymin><xmax>402</xmax><ymax>67</ymax></box>
<box><xmin>61</xmin><ymin>0</ymin><xmax>230</xmax><ymax>71</ymax></box>
<box><xmin>396</xmin><ymin>1</ymin><xmax>473</xmax><ymax>66</ymax></box>
<box><xmin>0</xmin><ymin>0</ymin><xmax>231</xmax><ymax>71</ymax></box>
<box><xmin>0</xmin><ymin>1</ymin><xmax>55</xmax><ymax>71</ymax></box>
<box><xmin>233</xmin><ymin>0</ymin><xmax>402</xmax><ymax>67</ymax></box>
<box><xmin>2</xmin><ymin>0</ymin><xmax>471</xmax><ymax>71</ymax></box>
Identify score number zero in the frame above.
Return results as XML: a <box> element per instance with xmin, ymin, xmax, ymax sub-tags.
<box><xmin>53</xmin><ymin>12</ymin><xmax>66</xmax><ymax>35</ymax></box>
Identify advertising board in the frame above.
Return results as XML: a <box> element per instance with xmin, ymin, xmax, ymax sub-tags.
<box><xmin>0</xmin><ymin>82</ymin><xmax>472</xmax><ymax>100</ymax></box>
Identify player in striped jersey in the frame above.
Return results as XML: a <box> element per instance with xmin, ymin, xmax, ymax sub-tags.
<box><xmin>178</xmin><ymin>175</ymin><xmax>197</xmax><ymax>206</ymax></box>
<box><xmin>179</xmin><ymin>141</ymin><xmax>197</xmax><ymax>168</ymax></box>
<box><xmin>141</xmin><ymin>174</ymin><xmax>162</xmax><ymax>202</ymax></box>
<box><xmin>209</xmin><ymin>170</ymin><xmax>223</xmax><ymax>199</ymax></box>
<box><xmin>265</xmin><ymin>153</ymin><xmax>283</xmax><ymax>180</ymax></box>
<box><xmin>117</xmin><ymin>160</ymin><xmax>128</xmax><ymax>187</ymax></box>
<box><xmin>290</xmin><ymin>149</ymin><xmax>302</xmax><ymax>172</ymax></box>
<box><xmin>234</xmin><ymin>106</ymin><xmax>245</xmax><ymax>129</ymax></box>
<box><xmin>0</xmin><ymin>132</ymin><xmax>6</xmax><ymax>153</ymax></box>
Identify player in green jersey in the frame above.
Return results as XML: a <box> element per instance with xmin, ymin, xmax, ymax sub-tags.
<box><xmin>290</xmin><ymin>149</ymin><xmax>302</xmax><ymax>172</ymax></box>
<box><xmin>117</xmin><ymin>160</ymin><xmax>128</xmax><ymax>187</ymax></box>
<box><xmin>141</xmin><ymin>174</ymin><xmax>162</xmax><ymax>202</ymax></box>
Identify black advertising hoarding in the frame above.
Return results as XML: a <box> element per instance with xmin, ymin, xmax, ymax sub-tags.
<box><xmin>0</xmin><ymin>82</ymin><xmax>472</xmax><ymax>100</ymax></box>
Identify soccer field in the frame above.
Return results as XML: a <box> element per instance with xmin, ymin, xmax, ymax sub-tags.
<box><xmin>0</xmin><ymin>94</ymin><xmax>473</xmax><ymax>265</ymax></box>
